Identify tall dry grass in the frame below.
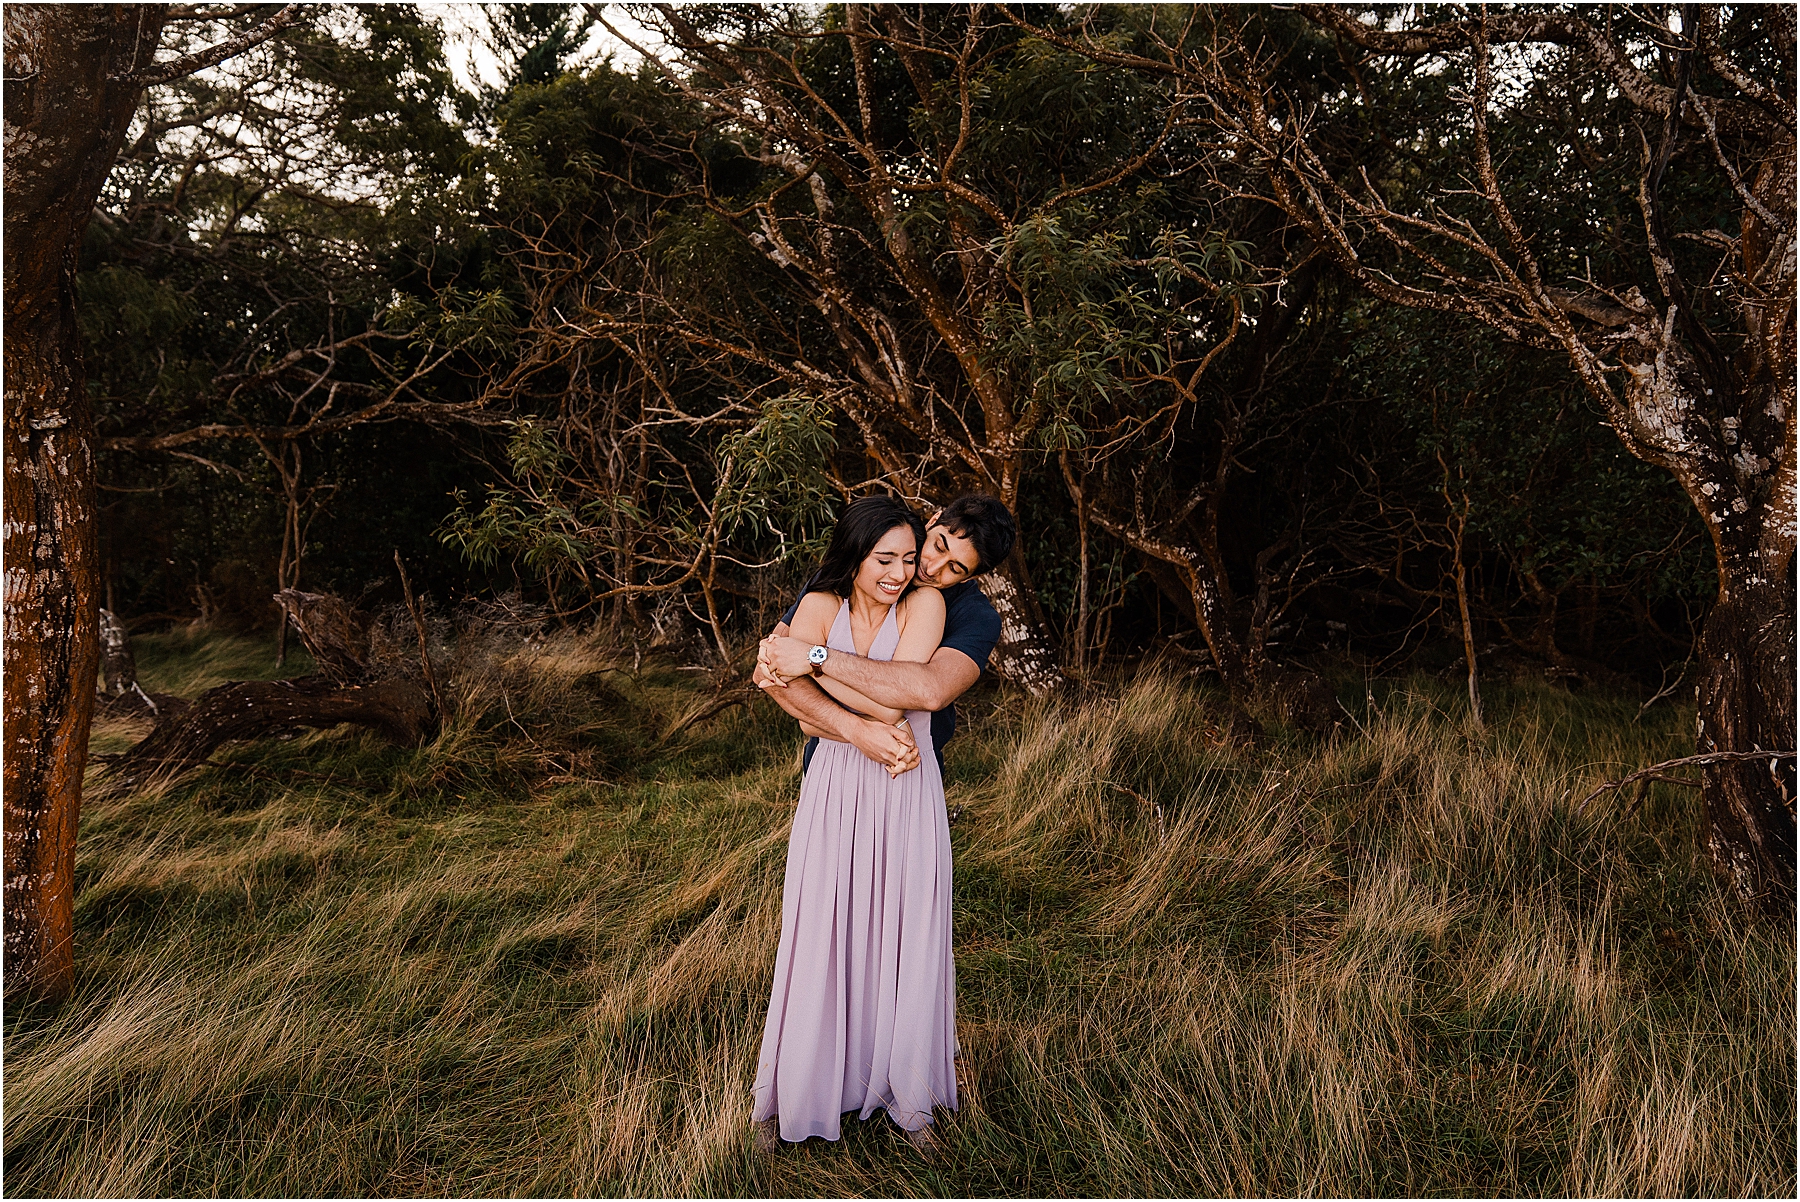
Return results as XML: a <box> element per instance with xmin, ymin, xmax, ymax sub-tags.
<box><xmin>4</xmin><ymin>631</ymin><xmax>1792</xmax><ymax>1196</ymax></box>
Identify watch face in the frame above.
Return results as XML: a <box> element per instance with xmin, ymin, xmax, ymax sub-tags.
<box><xmin>809</xmin><ymin>644</ymin><xmax>828</xmax><ymax>665</ymax></box>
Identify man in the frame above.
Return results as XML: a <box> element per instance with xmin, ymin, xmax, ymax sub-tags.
<box><xmin>754</xmin><ymin>494</ymin><xmax>1017</xmax><ymax>778</ymax></box>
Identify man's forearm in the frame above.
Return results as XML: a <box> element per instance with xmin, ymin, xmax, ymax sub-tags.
<box><xmin>762</xmin><ymin>672</ymin><xmax>863</xmax><ymax>741</ymax></box>
<box><xmin>820</xmin><ymin>648</ymin><xmax>972</xmax><ymax>712</ymax></box>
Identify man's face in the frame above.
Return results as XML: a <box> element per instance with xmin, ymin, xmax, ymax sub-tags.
<box><xmin>914</xmin><ymin>517</ymin><xmax>982</xmax><ymax>589</ymax></box>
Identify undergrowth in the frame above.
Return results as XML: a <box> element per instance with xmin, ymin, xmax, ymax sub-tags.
<box><xmin>3</xmin><ymin>629</ymin><xmax>1792</xmax><ymax>1196</ymax></box>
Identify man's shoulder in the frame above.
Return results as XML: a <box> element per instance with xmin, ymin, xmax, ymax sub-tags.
<box><xmin>937</xmin><ymin>578</ymin><xmax>1002</xmax><ymax>674</ymax></box>
<box><xmin>942</xmin><ymin>579</ymin><xmax>1000</xmax><ymax>631</ymax></box>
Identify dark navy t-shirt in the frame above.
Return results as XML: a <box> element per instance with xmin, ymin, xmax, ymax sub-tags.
<box><xmin>780</xmin><ymin>577</ymin><xmax>1002</xmax><ymax>774</ymax></box>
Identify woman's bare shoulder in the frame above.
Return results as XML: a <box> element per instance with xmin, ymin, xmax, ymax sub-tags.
<box><xmin>791</xmin><ymin>590</ymin><xmax>842</xmax><ymax>631</ymax></box>
<box><xmin>898</xmin><ymin>585</ymin><xmax>946</xmax><ymax>624</ymax></box>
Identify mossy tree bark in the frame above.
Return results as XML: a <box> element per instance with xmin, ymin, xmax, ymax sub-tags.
<box><xmin>4</xmin><ymin>3</ymin><xmax>301</xmax><ymax>999</ymax></box>
<box><xmin>3</xmin><ymin>3</ymin><xmax>169</xmax><ymax>1002</ymax></box>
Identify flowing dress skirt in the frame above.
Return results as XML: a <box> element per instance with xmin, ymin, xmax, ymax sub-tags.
<box><xmin>750</xmin><ymin>702</ymin><xmax>958</xmax><ymax>1141</ymax></box>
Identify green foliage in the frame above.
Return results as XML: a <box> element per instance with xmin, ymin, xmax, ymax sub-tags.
<box><xmin>714</xmin><ymin>396</ymin><xmax>840</xmax><ymax>561</ymax></box>
<box><xmin>439</xmin><ymin>422</ymin><xmax>589</xmax><ymax>579</ymax></box>
<box><xmin>384</xmin><ymin>286</ymin><xmax>519</xmax><ymax>357</ymax></box>
<box><xmin>84</xmin><ymin>3</ymin><xmax>500</xmax><ymax>621</ymax></box>
<box><xmin>439</xmin><ymin>393</ymin><xmax>840</xmax><ymax>599</ymax></box>
<box><xmin>984</xmin><ymin>201</ymin><xmax>1257</xmax><ymax>448</ymax></box>
<box><xmin>82</xmin><ymin>0</ymin><xmax>1744</xmax><ymax>676</ymax></box>
<box><xmin>478</xmin><ymin>4</ymin><xmax>597</xmax><ymax>98</ymax></box>
<box><xmin>1336</xmin><ymin>296</ymin><xmax>1714</xmax><ymax>615</ymax></box>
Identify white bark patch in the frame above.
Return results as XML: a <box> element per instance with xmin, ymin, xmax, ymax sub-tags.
<box><xmin>1732</xmin><ymin>448</ymin><xmax>1768</xmax><ymax>479</ymax></box>
<box><xmin>1618</xmin><ymin>308</ymin><xmax>1711</xmax><ymax>463</ymax></box>
<box><xmin>978</xmin><ymin>571</ymin><xmax>1065</xmax><ymax>695</ymax></box>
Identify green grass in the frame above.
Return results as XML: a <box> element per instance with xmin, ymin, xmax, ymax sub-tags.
<box><xmin>5</xmin><ymin>630</ymin><xmax>1793</xmax><ymax>1196</ymax></box>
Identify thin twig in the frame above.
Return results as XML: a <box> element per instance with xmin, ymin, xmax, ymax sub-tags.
<box><xmin>1579</xmin><ymin>750</ymin><xmax>1796</xmax><ymax>812</ymax></box>
<box><xmin>659</xmin><ymin>685</ymin><xmax>757</xmax><ymax>744</ymax></box>
<box><xmin>1635</xmin><ymin>648</ymin><xmax>1694</xmax><ymax>722</ymax></box>
<box><xmin>394</xmin><ymin>550</ymin><xmax>445</xmax><ymax>721</ymax></box>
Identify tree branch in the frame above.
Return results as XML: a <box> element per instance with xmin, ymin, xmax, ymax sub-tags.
<box><xmin>113</xmin><ymin>3</ymin><xmax>302</xmax><ymax>87</ymax></box>
<box><xmin>1579</xmin><ymin>750</ymin><xmax>1796</xmax><ymax>812</ymax></box>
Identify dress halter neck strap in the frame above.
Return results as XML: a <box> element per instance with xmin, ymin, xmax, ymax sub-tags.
<box><xmin>826</xmin><ymin>596</ymin><xmax>903</xmax><ymax>661</ymax></box>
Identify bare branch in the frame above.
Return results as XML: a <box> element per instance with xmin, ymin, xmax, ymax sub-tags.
<box><xmin>114</xmin><ymin>4</ymin><xmax>304</xmax><ymax>87</ymax></box>
<box><xmin>1579</xmin><ymin>751</ymin><xmax>1796</xmax><ymax>812</ymax></box>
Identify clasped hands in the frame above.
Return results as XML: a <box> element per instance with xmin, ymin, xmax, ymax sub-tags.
<box><xmin>755</xmin><ymin>634</ymin><xmax>820</xmax><ymax>685</ymax></box>
<box><xmin>755</xmin><ymin>635</ymin><xmax>920</xmax><ymax>778</ymax></box>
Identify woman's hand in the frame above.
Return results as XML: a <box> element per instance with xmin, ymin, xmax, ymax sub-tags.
<box><xmin>755</xmin><ymin>639</ymin><xmax>809</xmax><ymax>688</ymax></box>
<box><xmin>753</xmin><ymin>648</ymin><xmax>787</xmax><ymax>689</ymax></box>
<box><xmin>847</xmin><ymin>715</ymin><xmax>920</xmax><ymax>778</ymax></box>
<box><xmin>758</xmin><ymin>634</ymin><xmax>817</xmax><ymax>684</ymax></box>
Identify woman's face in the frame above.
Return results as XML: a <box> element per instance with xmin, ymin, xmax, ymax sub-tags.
<box><xmin>852</xmin><ymin>524</ymin><xmax>918</xmax><ymax>607</ymax></box>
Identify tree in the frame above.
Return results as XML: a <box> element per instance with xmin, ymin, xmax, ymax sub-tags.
<box><xmin>575</xmin><ymin>1</ymin><xmax>1274</xmax><ymax>690</ymax></box>
<box><xmin>985</xmin><ymin>193</ymin><xmax>1349</xmax><ymax>728</ymax></box>
<box><xmin>1033</xmin><ymin>3</ymin><xmax>1795</xmax><ymax>903</ymax></box>
<box><xmin>3</xmin><ymin>3</ymin><xmax>298</xmax><ymax>1001</ymax></box>
<box><xmin>82</xmin><ymin>5</ymin><xmax>493</xmax><ymax>643</ymax></box>
<box><xmin>467</xmin><ymin>5</ymin><xmax>1355</xmax><ymax>722</ymax></box>
<box><xmin>435</xmin><ymin>55</ymin><xmax>807</xmax><ymax>655</ymax></box>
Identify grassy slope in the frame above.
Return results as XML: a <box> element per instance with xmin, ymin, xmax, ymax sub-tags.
<box><xmin>3</xmin><ymin>629</ymin><xmax>1793</xmax><ymax>1197</ymax></box>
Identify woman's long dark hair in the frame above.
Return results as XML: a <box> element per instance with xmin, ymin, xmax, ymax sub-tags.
<box><xmin>807</xmin><ymin>496</ymin><xmax>926</xmax><ymax>599</ymax></box>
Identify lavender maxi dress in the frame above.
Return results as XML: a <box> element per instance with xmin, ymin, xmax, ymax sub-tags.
<box><xmin>751</xmin><ymin>599</ymin><xmax>958</xmax><ymax>1142</ymax></box>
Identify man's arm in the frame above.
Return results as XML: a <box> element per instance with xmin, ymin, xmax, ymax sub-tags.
<box><xmin>763</xmin><ymin>635</ymin><xmax>980</xmax><ymax>712</ymax></box>
<box><xmin>779</xmin><ymin>593</ymin><xmax>905</xmax><ymax>725</ymax></box>
<box><xmin>755</xmin><ymin>621</ymin><xmax>921</xmax><ymax>775</ymax></box>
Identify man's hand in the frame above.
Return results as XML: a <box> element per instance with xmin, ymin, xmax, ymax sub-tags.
<box><xmin>760</xmin><ymin>634</ymin><xmax>817</xmax><ymax>683</ymax></box>
<box><xmin>847</xmin><ymin>716</ymin><xmax>920</xmax><ymax>778</ymax></box>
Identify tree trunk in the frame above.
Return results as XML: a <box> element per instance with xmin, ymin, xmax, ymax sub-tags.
<box><xmin>1176</xmin><ymin>555</ymin><xmax>1344</xmax><ymax>735</ymax></box>
<box><xmin>1096</xmin><ymin>516</ymin><xmax>1345</xmax><ymax>734</ymax></box>
<box><xmin>1695</xmin><ymin>565</ymin><xmax>1796</xmax><ymax>908</ymax></box>
<box><xmin>979</xmin><ymin>548</ymin><xmax>1065</xmax><ymax>695</ymax></box>
<box><xmin>3</xmin><ymin>4</ymin><xmax>168</xmax><ymax>1002</ymax></box>
<box><xmin>1611</xmin><ymin>131</ymin><xmax>1796</xmax><ymax>905</ymax></box>
<box><xmin>95</xmin><ymin>606</ymin><xmax>167</xmax><ymax>717</ymax></box>
<box><xmin>1447</xmin><ymin>501</ymin><xmax>1483</xmax><ymax>731</ymax></box>
<box><xmin>97</xmin><ymin>608</ymin><xmax>137</xmax><ymax>698</ymax></box>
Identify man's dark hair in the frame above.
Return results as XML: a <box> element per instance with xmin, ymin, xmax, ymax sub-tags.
<box><xmin>808</xmin><ymin>495</ymin><xmax>927</xmax><ymax>599</ymax></box>
<box><xmin>933</xmin><ymin>493</ymin><xmax>1017</xmax><ymax>574</ymax></box>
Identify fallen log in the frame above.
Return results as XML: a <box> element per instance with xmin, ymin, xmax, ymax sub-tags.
<box><xmin>109</xmin><ymin>587</ymin><xmax>440</xmax><ymax>781</ymax></box>
<box><xmin>110</xmin><ymin>675</ymin><xmax>434</xmax><ymax>777</ymax></box>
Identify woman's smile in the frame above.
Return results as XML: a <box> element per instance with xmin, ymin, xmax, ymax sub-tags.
<box><xmin>850</xmin><ymin>523</ymin><xmax>920</xmax><ymax>611</ymax></box>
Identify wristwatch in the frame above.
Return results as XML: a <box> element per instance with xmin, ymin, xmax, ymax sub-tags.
<box><xmin>808</xmin><ymin>644</ymin><xmax>829</xmax><ymax>672</ymax></box>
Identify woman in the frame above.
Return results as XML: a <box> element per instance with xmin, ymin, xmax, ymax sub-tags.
<box><xmin>751</xmin><ymin>496</ymin><xmax>956</xmax><ymax>1151</ymax></box>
